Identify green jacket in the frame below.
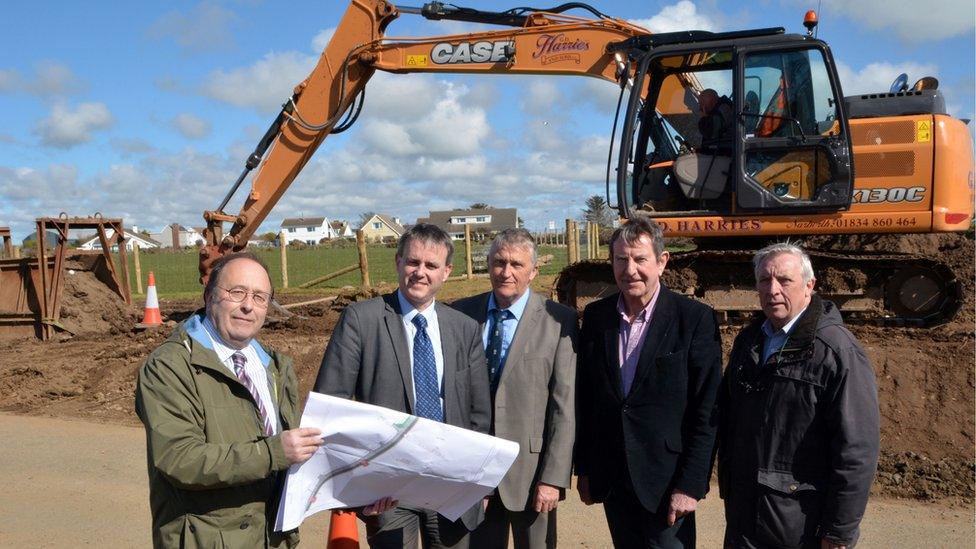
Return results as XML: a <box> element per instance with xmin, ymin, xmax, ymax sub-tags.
<box><xmin>135</xmin><ymin>311</ymin><xmax>301</xmax><ymax>548</ymax></box>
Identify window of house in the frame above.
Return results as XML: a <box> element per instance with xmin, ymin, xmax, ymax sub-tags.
<box><xmin>306</xmin><ymin>226</ymin><xmax>315</xmax><ymax>232</ymax></box>
<box><xmin>288</xmin><ymin>227</ymin><xmax>296</xmax><ymax>233</ymax></box>
<box><xmin>372</xmin><ymin>222</ymin><xmax>382</xmax><ymax>229</ymax></box>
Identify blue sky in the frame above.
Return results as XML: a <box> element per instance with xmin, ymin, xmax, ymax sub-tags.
<box><xmin>1</xmin><ymin>0</ymin><xmax>973</xmax><ymax>240</ymax></box>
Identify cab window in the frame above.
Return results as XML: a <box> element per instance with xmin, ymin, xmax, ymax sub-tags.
<box><xmin>743</xmin><ymin>49</ymin><xmax>841</xmax><ymax>138</ymax></box>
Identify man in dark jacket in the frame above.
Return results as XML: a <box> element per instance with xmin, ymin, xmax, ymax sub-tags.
<box><xmin>575</xmin><ymin>216</ymin><xmax>722</xmax><ymax>548</ymax></box>
<box><xmin>717</xmin><ymin>243</ymin><xmax>880</xmax><ymax>549</ymax></box>
<box><xmin>136</xmin><ymin>253</ymin><xmax>325</xmax><ymax>548</ymax></box>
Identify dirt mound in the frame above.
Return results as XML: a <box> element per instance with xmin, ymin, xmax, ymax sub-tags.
<box><xmin>59</xmin><ymin>268</ymin><xmax>142</xmax><ymax>337</ymax></box>
<box><xmin>876</xmin><ymin>451</ymin><xmax>975</xmax><ymax>500</ymax></box>
<box><xmin>330</xmin><ymin>283</ymin><xmax>397</xmax><ymax>310</ymax></box>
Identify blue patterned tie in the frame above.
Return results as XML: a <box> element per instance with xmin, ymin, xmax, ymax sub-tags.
<box><xmin>411</xmin><ymin>315</ymin><xmax>443</xmax><ymax>422</ymax></box>
<box><xmin>486</xmin><ymin>309</ymin><xmax>509</xmax><ymax>395</ymax></box>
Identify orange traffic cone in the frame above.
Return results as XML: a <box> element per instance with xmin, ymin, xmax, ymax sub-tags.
<box><xmin>327</xmin><ymin>510</ymin><xmax>359</xmax><ymax>549</ymax></box>
<box><xmin>137</xmin><ymin>272</ymin><xmax>162</xmax><ymax>328</ymax></box>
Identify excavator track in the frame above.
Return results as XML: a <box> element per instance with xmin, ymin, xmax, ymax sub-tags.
<box><xmin>554</xmin><ymin>243</ymin><xmax>963</xmax><ymax>328</ymax></box>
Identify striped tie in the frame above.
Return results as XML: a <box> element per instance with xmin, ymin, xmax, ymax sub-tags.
<box><xmin>231</xmin><ymin>351</ymin><xmax>275</xmax><ymax>436</ymax></box>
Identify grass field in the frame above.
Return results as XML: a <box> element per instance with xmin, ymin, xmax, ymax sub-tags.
<box><xmin>127</xmin><ymin>244</ymin><xmax>590</xmax><ymax>298</ymax></box>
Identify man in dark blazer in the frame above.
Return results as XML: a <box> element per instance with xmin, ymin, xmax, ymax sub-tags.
<box><xmin>452</xmin><ymin>229</ymin><xmax>577</xmax><ymax>549</ymax></box>
<box><xmin>575</xmin><ymin>216</ymin><xmax>722</xmax><ymax>548</ymax></box>
<box><xmin>315</xmin><ymin>224</ymin><xmax>492</xmax><ymax>549</ymax></box>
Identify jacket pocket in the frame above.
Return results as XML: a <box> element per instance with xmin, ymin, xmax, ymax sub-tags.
<box><xmin>754</xmin><ymin>470</ymin><xmax>823</xmax><ymax>548</ymax></box>
<box><xmin>664</xmin><ymin>437</ymin><xmax>682</xmax><ymax>454</ymax></box>
<box><xmin>529</xmin><ymin>437</ymin><xmax>544</xmax><ymax>453</ymax></box>
<box><xmin>178</xmin><ymin>511</ymin><xmax>265</xmax><ymax>548</ymax></box>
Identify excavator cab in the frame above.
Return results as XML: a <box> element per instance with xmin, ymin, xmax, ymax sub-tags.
<box><xmin>614</xmin><ymin>28</ymin><xmax>853</xmax><ymax>217</ymax></box>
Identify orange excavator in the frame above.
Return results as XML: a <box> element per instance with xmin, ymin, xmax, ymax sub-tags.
<box><xmin>200</xmin><ymin>1</ymin><xmax>974</xmax><ymax>327</ymax></box>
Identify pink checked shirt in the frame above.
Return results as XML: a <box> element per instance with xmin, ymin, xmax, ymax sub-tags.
<box><xmin>617</xmin><ymin>285</ymin><xmax>661</xmax><ymax>396</ymax></box>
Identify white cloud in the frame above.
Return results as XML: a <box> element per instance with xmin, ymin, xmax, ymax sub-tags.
<box><xmin>30</xmin><ymin>61</ymin><xmax>84</xmax><ymax>96</ymax></box>
<box><xmin>171</xmin><ymin>113</ymin><xmax>212</xmax><ymax>139</ymax></box>
<box><xmin>356</xmin><ymin>76</ymin><xmax>491</xmax><ymax>159</ymax></box>
<box><xmin>147</xmin><ymin>1</ymin><xmax>240</xmax><ymax>53</ymax></box>
<box><xmin>631</xmin><ymin>1</ymin><xmax>716</xmax><ymax>33</ymax></box>
<box><xmin>34</xmin><ymin>102</ymin><xmax>114</xmax><ymax>148</ymax></box>
<box><xmin>0</xmin><ymin>62</ymin><xmax>83</xmax><ymax>97</ymax></box>
<box><xmin>201</xmin><ymin>51</ymin><xmax>316</xmax><ymax>112</ymax></box>
<box><xmin>816</xmin><ymin>0</ymin><xmax>974</xmax><ymax>42</ymax></box>
<box><xmin>0</xmin><ymin>164</ymin><xmax>83</xmax><ymax>218</ymax></box>
<box><xmin>311</xmin><ymin>28</ymin><xmax>336</xmax><ymax>53</ymax></box>
<box><xmin>836</xmin><ymin>61</ymin><xmax>940</xmax><ymax>96</ymax></box>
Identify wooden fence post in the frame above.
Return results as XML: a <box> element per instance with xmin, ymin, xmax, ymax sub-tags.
<box><xmin>565</xmin><ymin>219</ymin><xmax>574</xmax><ymax>264</ymax></box>
<box><xmin>133</xmin><ymin>244</ymin><xmax>143</xmax><ymax>295</ymax></box>
<box><xmin>357</xmin><ymin>230</ymin><xmax>371</xmax><ymax>288</ymax></box>
<box><xmin>279</xmin><ymin>230</ymin><xmax>289</xmax><ymax>289</ymax></box>
<box><xmin>591</xmin><ymin>222</ymin><xmax>598</xmax><ymax>259</ymax></box>
<box><xmin>464</xmin><ymin>224</ymin><xmax>473</xmax><ymax>280</ymax></box>
<box><xmin>12</xmin><ymin>245</ymin><xmax>20</xmax><ymax>259</ymax></box>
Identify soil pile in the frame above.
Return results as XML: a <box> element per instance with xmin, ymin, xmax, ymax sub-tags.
<box><xmin>59</xmin><ymin>268</ymin><xmax>142</xmax><ymax>337</ymax></box>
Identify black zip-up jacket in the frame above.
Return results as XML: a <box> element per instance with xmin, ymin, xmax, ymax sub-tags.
<box><xmin>717</xmin><ymin>295</ymin><xmax>879</xmax><ymax>548</ymax></box>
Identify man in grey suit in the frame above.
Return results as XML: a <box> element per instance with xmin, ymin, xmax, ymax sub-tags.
<box><xmin>315</xmin><ymin>224</ymin><xmax>492</xmax><ymax>549</ymax></box>
<box><xmin>452</xmin><ymin>229</ymin><xmax>577</xmax><ymax>549</ymax></box>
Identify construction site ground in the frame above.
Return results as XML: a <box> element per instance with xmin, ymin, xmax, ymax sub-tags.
<box><xmin>0</xmin><ymin>233</ymin><xmax>972</xmax><ymax>546</ymax></box>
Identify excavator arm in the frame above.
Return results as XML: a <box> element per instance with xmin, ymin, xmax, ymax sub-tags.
<box><xmin>200</xmin><ymin>0</ymin><xmax>674</xmax><ymax>282</ymax></box>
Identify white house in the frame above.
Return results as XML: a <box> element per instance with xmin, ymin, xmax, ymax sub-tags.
<box><xmin>280</xmin><ymin>217</ymin><xmax>335</xmax><ymax>245</ymax></box>
<box><xmin>150</xmin><ymin>224</ymin><xmax>206</xmax><ymax>248</ymax></box>
<box><xmin>330</xmin><ymin>220</ymin><xmax>355</xmax><ymax>238</ymax></box>
<box><xmin>78</xmin><ymin>228</ymin><xmax>161</xmax><ymax>252</ymax></box>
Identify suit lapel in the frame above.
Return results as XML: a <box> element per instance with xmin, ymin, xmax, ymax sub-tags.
<box><xmin>602</xmin><ymin>302</ymin><xmax>625</xmax><ymax>402</ymax></box>
<box><xmin>497</xmin><ymin>292</ymin><xmax>541</xmax><ymax>389</ymax></box>
<box><xmin>382</xmin><ymin>293</ymin><xmax>415</xmax><ymax>412</ymax></box>
<box><xmin>436</xmin><ymin>302</ymin><xmax>458</xmax><ymax>423</ymax></box>
<box><xmin>628</xmin><ymin>286</ymin><xmax>676</xmax><ymax>397</ymax></box>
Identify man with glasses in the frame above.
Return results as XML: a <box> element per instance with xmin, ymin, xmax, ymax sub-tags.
<box><xmin>716</xmin><ymin>243</ymin><xmax>879</xmax><ymax>549</ymax></box>
<box><xmin>136</xmin><ymin>252</ymin><xmax>324</xmax><ymax>548</ymax></box>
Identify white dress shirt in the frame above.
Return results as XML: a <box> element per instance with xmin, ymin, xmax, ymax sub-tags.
<box><xmin>397</xmin><ymin>290</ymin><xmax>445</xmax><ymax>411</ymax></box>
<box><xmin>202</xmin><ymin>316</ymin><xmax>279</xmax><ymax>434</ymax></box>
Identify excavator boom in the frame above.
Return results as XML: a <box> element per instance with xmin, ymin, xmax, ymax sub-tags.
<box><xmin>199</xmin><ymin>0</ymin><xmax>672</xmax><ymax>281</ymax></box>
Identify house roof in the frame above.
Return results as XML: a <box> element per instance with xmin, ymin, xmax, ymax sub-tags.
<box><xmin>329</xmin><ymin>220</ymin><xmax>348</xmax><ymax>230</ymax></box>
<box><xmin>281</xmin><ymin>217</ymin><xmax>326</xmax><ymax>227</ymax></box>
<box><xmin>80</xmin><ymin>229</ymin><xmax>162</xmax><ymax>247</ymax></box>
<box><xmin>422</xmin><ymin>208</ymin><xmax>518</xmax><ymax>234</ymax></box>
<box><xmin>370</xmin><ymin>214</ymin><xmax>405</xmax><ymax>236</ymax></box>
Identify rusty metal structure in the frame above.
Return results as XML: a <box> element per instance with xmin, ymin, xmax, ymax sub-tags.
<box><xmin>0</xmin><ymin>227</ymin><xmax>12</xmax><ymax>259</ymax></box>
<box><xmin>0</xmin><ymin>215</ymin><xmax>131</xmax><ymax>340</ymax></box>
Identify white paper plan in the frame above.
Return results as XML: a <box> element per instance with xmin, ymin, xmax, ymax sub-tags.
<box><xmin>275</xmin><ymin>392</ymin><xmax>519</xmax><ymax>532</ymax></box>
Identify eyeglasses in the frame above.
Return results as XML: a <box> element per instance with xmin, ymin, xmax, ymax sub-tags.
<box><xmin>218</xmin><ymin>286</ymin><xmax>272</xmax><ymax>307</ymax></box>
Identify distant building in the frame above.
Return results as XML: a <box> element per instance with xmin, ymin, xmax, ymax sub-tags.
<box><xmin>78</xmin><ymin>229</ymin><xmax>161</xmax><ymax>252</ymax></box>
<box><xmin>150</xmin><ymin>224</ymin><xmax>206</xmax><ymax>248</ymax></box>
<box><xmin>330</xmin><ymin>220</ymin><xmax>355</xmax><ymax>238</ymax></box>
<box><xmin>280</xmin><ymin>217</ymin><xmax>335</xmax><ymax>245</ymax></box>
<box><xmin>360</xmin><ymin>214</ymin><xmax>405</xmax><ymax>242</ymax></box>
<box><xmin>418</xmin><ymin>207</ymin><xmax>518</xmax><ymax>240</ymax></box>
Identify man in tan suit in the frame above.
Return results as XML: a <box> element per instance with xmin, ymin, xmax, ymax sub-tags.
<box><xmin>452</xmin><ymin>228</ymin><xmax>577</xmax><ymax>549</ymax></box>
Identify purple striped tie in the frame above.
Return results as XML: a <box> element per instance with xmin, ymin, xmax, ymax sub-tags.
<box><xmin>232</xmin><ymin>352</ymin><xmax>275</xmax><ymax>436</ymax></box>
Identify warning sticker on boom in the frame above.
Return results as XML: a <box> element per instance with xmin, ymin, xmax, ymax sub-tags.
<box><xmin>407</xmin><ymin>55</ymin><xmax>429</xmax><ymax>67</ymax></box>
<box><xmin>916</xmin><ymin>120</ymin><xmax>932</xmax><ymax>142</ymax></box>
